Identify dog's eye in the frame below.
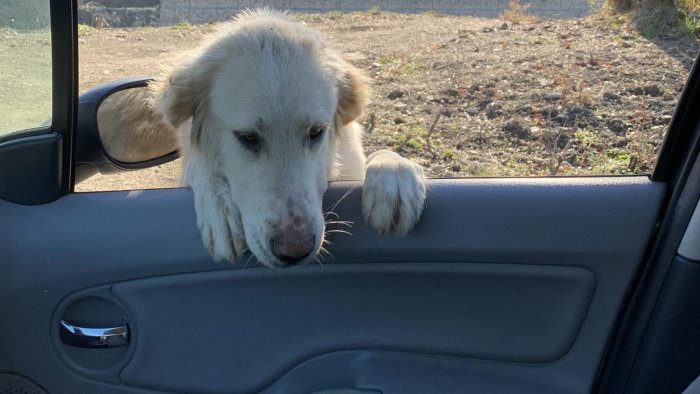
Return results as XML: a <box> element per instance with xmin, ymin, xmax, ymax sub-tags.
<box><xmin>309</xmin><ymin>125</ymin><xmax>326</xmax><ymax>142</ymax></box>
<box><xmin>237</xmin><ymin>132</ymin><xmax>260</xmax><ymax>148</ymax></box>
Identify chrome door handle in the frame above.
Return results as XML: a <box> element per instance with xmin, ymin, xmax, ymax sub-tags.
<box><xmin>59</xmin><ymin>320</ymin><xmax>129</xmax><ymax>348</ymax></box>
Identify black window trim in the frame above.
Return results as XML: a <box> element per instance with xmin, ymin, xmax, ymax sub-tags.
<box><xmin>51</xmin><ymin>0</ymin><xmax>78</xmax><ymax>194</ymax></box>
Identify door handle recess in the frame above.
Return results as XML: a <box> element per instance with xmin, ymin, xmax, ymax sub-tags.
<box><xmin>60</xmin><ymin>319</ymin><xmax>129</xmax><ymax>348</ymax></box>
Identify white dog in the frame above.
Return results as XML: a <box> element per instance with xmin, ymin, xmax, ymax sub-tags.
<box><xmin>103</xmin><ymin>9</ymin><xmax>427</xmax><ymax>268</ymax></box>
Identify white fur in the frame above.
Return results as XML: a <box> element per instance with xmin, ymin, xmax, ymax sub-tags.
<box><xmin>154</xmin><ymin>10</ymin><xmax>427</xmax><ymax>267</ymax></box>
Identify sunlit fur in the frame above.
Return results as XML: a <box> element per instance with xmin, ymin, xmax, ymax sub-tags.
<box><xmin>130</xmin><ymin>9</ymin><xmax>426</xmax><ymax>267</ymax></box>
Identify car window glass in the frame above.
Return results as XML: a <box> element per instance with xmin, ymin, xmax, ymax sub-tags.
<box><xmin>0</xmin><ymin>0</ymin><xmax>52</xmax><ymax>136</ymax></box>
<box><xmin>75</xmin><ymin>2</ymin><xmax>699</xmax><ymax>192</ymax></box>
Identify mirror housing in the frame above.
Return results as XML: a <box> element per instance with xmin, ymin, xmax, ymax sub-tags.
<box><xmin>75</xmin><ymin>77</ymin><xmax>180</xmax><ymax>184</ymax></box>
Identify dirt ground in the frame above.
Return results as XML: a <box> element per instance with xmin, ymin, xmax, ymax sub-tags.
<box><xmin>75</xmin><ymin>11</ymin><xmax>699</xmax><ymax>192</ymax></box>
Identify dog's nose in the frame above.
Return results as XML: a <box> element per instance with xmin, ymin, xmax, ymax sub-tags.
<box><xmin>270</xmin><ymin>233</ymin><xmax>315</xmax><ymax>266</ymax></box>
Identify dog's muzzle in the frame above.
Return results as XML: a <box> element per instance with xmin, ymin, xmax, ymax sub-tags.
<box><xmin>270</xmin><ymin>228</ymin><xmax>316</xmax><ymax>266</ymax></box>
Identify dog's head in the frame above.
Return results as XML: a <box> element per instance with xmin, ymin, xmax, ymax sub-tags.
<box><xmin>157</xmin><ymin>10</ymin><xmax>368</xmax><ymax>267</ymax></box>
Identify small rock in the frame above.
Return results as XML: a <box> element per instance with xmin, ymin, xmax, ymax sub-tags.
<box><xmin>544</xmin><ymin>92</ymin><xmax>563</xmax><ymax>101</ymax></box>
<box><xmin>466</xmin><ymin>107</ymin><xmax>479</xmax><ymax>116</ymax></box>
<box><xmin>643</xmin><ymin>84</ymin><xmax>663</xmax><ymax>97</ymax></box>
<box><xmin>503</xmin><ymin>119</ymin><xmax>530</xmax><ymax>139</ymax></box>
<box><xmin>431</xmin><ymin>96</ymin><xmax>455</xmax><ymax>104</ymax></box>
<box><xmin>451</xmin><ymin>164</ymin><xmax>461</xmax><ymax>172</ymax></box>
<box><xmin>628</xmin><ymin>86</ymin><xmax>644</xmax><ymax>95</ymax></box>
<box><xmin>660</xmin><ymin>115</ymin><xmax>673</xmax><ymax>124</ymax></box>
<box><xmin>387</xmin><ymin>90</ymin><xmax>405</xmax><ymax>100</ymax></box>
<box><xmin>500</xmin><ymin>22</ymin><xmax>509</xmax><ymax>30</ymax></box>
<box><xmin>482</xmin><ymin>27</ymin><xmax>494</xmax><ymax>33</ymax></box>
<box><xmin>485</xmin><ymin>102</ymin><xmax>503</xmax><ymax>119</ymax></box>
<box><xmin>556</xmin><ymin>133</ymin><xmax>571</xmax><ymax>149</ymax></box>
<box><xmin>440</xmin><ymin>108</ymin><xmax>454</xmax><ymax>117</ymax></box>
<box><xmin>393</xmin><ymin>103</ymin><xmax>408</xmax><ymax>111</ymax></box>
<box><xmin>483</xmin><ymin>88</ymin><xmax>498</xmax><ymax>99</ymax></box>
<box><xmin>441</xmin><ymin>88</ymin><xmax>460</xmax><ymax>97</ymax></box>
<box><xmin>394</xmin><ymin>117</ymin><xmax>406</xmax><ymax>125</ymax></box>
<box><xmin>607</xmin><ymin>119</ymin><xmax>627</xmax><ymax>135</ymax></box>
<box><xmin>554</xmin><ymin>114</ymin><xmax>568</xmax><ymax>124</ymax></box>
<box><xmin>516</xmin><ymin>105</ymin><xmax>534</xmax><ymax>115</ymax></box>
<box><xmin>541</xmin><ymin>106</ymin><xmax>559</xmax><ymax>118</ymax></box>
<box><xmin>478</xmin><ymin>99</ymin><xmax>493</xmax><ymax>109</ymax></box>
<box><xmin>603</xmin><ymin>92</ymin><xmax>621</xmax><ymax>102</ymax></box>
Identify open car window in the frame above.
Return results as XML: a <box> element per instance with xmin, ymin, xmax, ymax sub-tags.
<box><xmin>74</xmin><ymin>2</ymin><xmax>698</xmax><ymax>192</ymax></box>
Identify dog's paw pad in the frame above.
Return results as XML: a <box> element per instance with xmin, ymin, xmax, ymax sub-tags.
<box><xmin>362</xmin><ymin>149</ymin><xmax>427</xmax><ymax>236</ymax></box>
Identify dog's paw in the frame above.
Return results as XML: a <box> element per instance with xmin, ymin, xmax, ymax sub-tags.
<box><xmin>194</xmin><ymin>191</ymin><xmax>244</xmax><ymax>263</ymax></box>
<box><xmin>362</xmin><ymin>149</ymin><xmax>427</xmax><ymax>236</ymax></box>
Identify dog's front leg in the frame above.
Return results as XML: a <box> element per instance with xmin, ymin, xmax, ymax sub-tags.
<box><xmin>362</xmin><ymin>150</ymin><xmax>427</xmax><ymax>236</ymax></box>
<box><xmin>184</xmin><ymin>155</ymin><xmax>245</xmax><ymax>263</ymax></box>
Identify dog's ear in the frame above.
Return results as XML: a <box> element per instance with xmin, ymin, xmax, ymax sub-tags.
<box><xmin>334</xmin><ymin>57</ymin><xmax>369</xmax><ymax>128</ymax></box>
<box><xmin>153</xmin><ymin>59</ymin><xmax>217</xmax><ymax>148</ymax></box>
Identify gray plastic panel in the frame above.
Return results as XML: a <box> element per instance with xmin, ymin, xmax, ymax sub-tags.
<box><xmin>679</xmin><ymin>198</ymin><xmax>700</xmax><ymax>260</ymax></box>
<box><xmin>113</xmin><ymin>263</ymin><xmax>595</xmax><ymax>393</ymax></box>
<box><xmin>0</xmin><ymin>177</ymin><xmax>664</xmax><ymax>394</ymax></box>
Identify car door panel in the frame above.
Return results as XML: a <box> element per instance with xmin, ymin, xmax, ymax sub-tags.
<box><xmin>0</xmin><ymin>177</ymin><xmax>663</xmax><ymax>393</ymax></box>
<box><xmin>110</xmin><ymin>263</ymin><xmax>593</xmax><ymax>392</ymax></box>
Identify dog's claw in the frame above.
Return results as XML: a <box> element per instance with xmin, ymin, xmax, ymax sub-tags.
<box><xmin>362</xmin><ymin>149</ymin><xmax>427</xmax><ymax>236</ymax></box>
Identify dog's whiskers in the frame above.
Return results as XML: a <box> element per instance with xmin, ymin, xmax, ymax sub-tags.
<box><xmin>313</xmin><ymin>250</ymin><xmax>326</xmax><ymax>269</ymax></box>
<box><xmin>323</xmin><ymin>185</ymin><xmax>359</xmax><ymax>217</ymax></box>
<box><xmin>314</xmin><ymin>245</ymin><xmax>336</xmax><ymax>269</ymax></box>
<box><xmin>323</xmin><ymin>211</ymin><xmax>340</xmax><ymax>219</ymax></box>
<box><xmin>325</xmin><ymin>220</ymin><xmax>353</xmax><ymax>227</ymax></box>
<box><xmin>325</xmin><ymin>229</ymin><xmax>352</xmax><ymax>236</ymax></box>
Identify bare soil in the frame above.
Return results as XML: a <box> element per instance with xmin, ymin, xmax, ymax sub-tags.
<box><xmin>76</xmin><ymin>11</ymin><xmax>699</xmax><ymax>192</ymax></box>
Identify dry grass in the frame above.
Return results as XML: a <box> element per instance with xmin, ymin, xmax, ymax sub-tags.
<box><xmin>499</xmin><ymin>0</ymin><xmax>540</xmax><ymax>24</ymax></box>
<box><xmin>0</xmin><ymin>28</ymin><xmax>52</xmax><ymax>136</ymax></box>
<box><xmin>599</xmin><ymin>0</ymin><xmax>700</xmax><ymax>38</ymax></box>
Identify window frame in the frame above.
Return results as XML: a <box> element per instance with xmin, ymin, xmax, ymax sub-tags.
<box><xmin>50</xmin><ymin>0</ymin><xmax>78</xmax><ymax>194</ymax></box>
<box><xmin>0</xmin><ymin>0</ymin><xmax>77</xmax><ymax>204</ymax></box>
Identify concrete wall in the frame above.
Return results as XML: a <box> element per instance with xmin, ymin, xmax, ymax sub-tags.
<box><xmin>160</xmin><ymin>0</ymin><xmax>597</xmax><ymax>25</ymax></box>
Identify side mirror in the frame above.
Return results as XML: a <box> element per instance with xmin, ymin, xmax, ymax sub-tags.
<box><xmin>75</xmin><ymin>77</ymin><xmax>180</xmax><ymax>184</ymax></box>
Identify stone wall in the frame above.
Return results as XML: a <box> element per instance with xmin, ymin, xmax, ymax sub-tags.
<box><xmin>160</xmin><ymin>0</ymin><xmax>597</xmax><ymax>25</ymax></box>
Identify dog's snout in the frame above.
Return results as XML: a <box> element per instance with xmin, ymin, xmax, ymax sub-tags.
<box><xmin>270</xmin><ymin>233</ymin><xmax>315</xmax><ymax>266</ymax></box>
<box><xmin>270</xmin><ymin>222</ymin><xmax>316</xmax><ymax>266</ymax></box>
